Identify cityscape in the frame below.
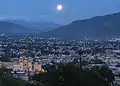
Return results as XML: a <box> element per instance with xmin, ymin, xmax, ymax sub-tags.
<box><xmin>0</xmin><ymin>35</ymin><xmax>120</xmax><ymax>85</ymax></box>
<box><xmin>0</xmin><ymin>0</ymin><xmax>120</xmax><ymax>86</ymax></box>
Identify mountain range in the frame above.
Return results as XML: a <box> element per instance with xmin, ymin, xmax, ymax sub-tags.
<box><xmin>7</xmin><ymin>20</ymin><xmax>60</xmax><ymax>32</ymax></box>
<box><xmin>0</xmin><ymin>12</ymin><xmax>120</xmax><ymax>39</ymax></box>
<box><xmin>0</xmin><ymin>21</ymin><xmax>37</xmax><ymax>34</ymax></box>
<box><xmin>0</xmin><ymin>20</ymin><xmax>60</xmax><ymax>34</ymax></box>
<box><xmin>40</xmin><ymin>12</ymin><xmax>120</xmax><ymax>40</ymax></box>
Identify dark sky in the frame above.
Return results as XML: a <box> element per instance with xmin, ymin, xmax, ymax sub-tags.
<box><xmin>0</xmin><ymin>0</ymin><xmax>120</xmax><ymax>24</ymax></box>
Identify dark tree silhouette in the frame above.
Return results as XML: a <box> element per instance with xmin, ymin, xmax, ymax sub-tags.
<box><xmin>33</xmin><ymin>63</ymin><xmax>110</xmax><ymax>86</ymax></box>
<box><xmin>0</xmin><ymin>68</ymin><xmax>26</xmax><ymax>86</ymax></box>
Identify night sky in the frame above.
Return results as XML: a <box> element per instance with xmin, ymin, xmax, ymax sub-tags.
<box><xmin>0</xmin><ymin>0</ymin><xmax>120</xmax><ymax>24</ymax></box>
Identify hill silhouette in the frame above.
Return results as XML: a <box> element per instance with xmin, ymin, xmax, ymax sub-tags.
<box><xmin>40</xmin><ymin>12</ymin><xmax>120</xmax><ymax>40</ymax></box>
<box><xmin>0</xmin><ymin>21</ymin><xmax>40</xmax><ymax>34</ymax></box>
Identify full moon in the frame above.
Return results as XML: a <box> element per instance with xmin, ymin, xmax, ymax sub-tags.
<box><xmin>56</xmin><ymin>4</ymin><xmax>63</xmax><ymax>11</ymax></box>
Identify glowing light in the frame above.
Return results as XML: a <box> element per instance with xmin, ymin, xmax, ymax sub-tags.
<box><xmin>56</xmin><ymin>4</ymin><xmax>63</xmax><ymax>11</ymax></box>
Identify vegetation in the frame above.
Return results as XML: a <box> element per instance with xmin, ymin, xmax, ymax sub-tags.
<box><xmin>33</xmin><ymin>63</ymin><xmax>114</xmax><ymax>86</ymax></box>
<box><xmin>0</xmin><ymin>63</ymin><xmax>115</xmax><ymax>86</ymax></box>
<box><xmin>0</xmin><ymin>68</ymin><xmax>26</xmax><ymax>86</ymax></box>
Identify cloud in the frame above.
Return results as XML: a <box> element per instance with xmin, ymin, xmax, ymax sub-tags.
<box><xmin>0</xmin><ymin>16</ymin><xmax>7</xmax><ymax>20</ymax></box>
<box><xmin>0</xmin><ymin>15</ymin><xmax>29</xmax><ymax>21</ymax></box>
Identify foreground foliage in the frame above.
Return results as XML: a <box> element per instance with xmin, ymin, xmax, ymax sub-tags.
<box><xmin>0</xmin><ymin>68</ymin><xmax>26</xmax><ymax>86</ymax></box>
<box><xmin>33</xmin><ymin>63</ymin><xmax>114</xmax><ymax>86</ymax></box>
<box><xmin>0</xmin><ymin>63</ymin><xmax>115</xmax><ymax>86</ymax></box>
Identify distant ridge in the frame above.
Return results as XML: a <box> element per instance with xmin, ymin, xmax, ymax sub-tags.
<box><xmin>0</xmin><ymin>20</ymin><xmax>60</xmax><ymax>34</ymax></box>
<box><xmin>0</xmin><ymin>21</ymin><xmax>40</xmax><ymax>34</ymax></box>
<box><xmin>40</xmin><ymin>12</ymin><xmax>120</xmax><ymax>40</ymax></box>
<box><xmin>4</xmin><ymin>20</ymin><xmax>60</xmax><ymax>32</ymax></box>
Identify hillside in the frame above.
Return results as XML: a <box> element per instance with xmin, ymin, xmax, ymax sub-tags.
<box><xmin>40</xmin><ymin>12</ymin><xmax>120</xmax><ymax>40</ymax></box>
<box><xmin>6</xmin><ymin>20</ymin><xmax>60</xmax><ymax>32</ymax></box>
<box><xmin>0</xmin><ymin>21</ymin><xmax>40</xmax><ymax>34</ymax></box>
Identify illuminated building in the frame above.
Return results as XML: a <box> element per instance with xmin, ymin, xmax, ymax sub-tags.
<box><xmin>23</xmin><ymin>59</ymin><xmax>28</xmax><ymax>71</ymax></box>
<box><xmin>18</xmin><ymin>57</ymin><xmax>46</xmax><ymax>72</ymax></box>
<box><xmin>18</xmin><ymin>57</ymin><xmax>24</xmax><ymax>70</ymax></box>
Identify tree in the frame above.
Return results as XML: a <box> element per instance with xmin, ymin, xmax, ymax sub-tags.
<box><xmin>0</xmin><ymin>68</ymin><xmax>26</xmax><ymax>86</ymax></box>
<box><xmin>33</xmin><ymin>63</ymin><xmax>110</xmax><ymax>86</ymax></box>
<box><xmin>90</xmin><ymin>66</ymin><xmax>115</xmax><ymax>85</ymax></box>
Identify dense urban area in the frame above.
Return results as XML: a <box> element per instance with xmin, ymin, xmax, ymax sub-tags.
<box><xmin>0</xmin><ymin>35</ymin><xmax>120</xmax><ymax>86</ymax></box>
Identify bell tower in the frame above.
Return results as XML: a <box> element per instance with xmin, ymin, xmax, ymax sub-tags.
<box><xmin>18</xmin><ymin>57</ymin><xmax>24</xmax><ymax>70</ymax></box>
<box><xmin>32</xmin><ymin>58</ymin><xmax>35</xmax><ymax>71</ymax></box>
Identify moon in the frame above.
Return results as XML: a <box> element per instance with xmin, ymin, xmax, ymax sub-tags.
<box><xmin>56</xmin><ymin>4</ymin><xmax>63</xmax><ymax>11</ymax></box>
